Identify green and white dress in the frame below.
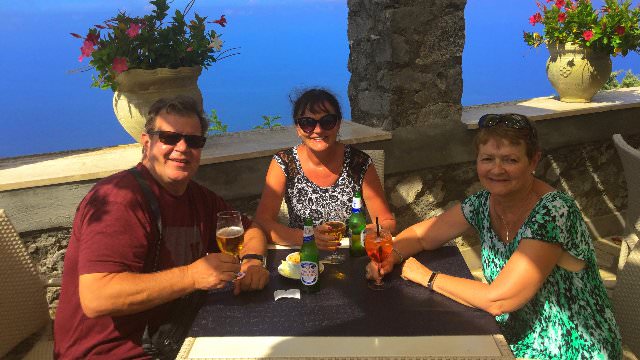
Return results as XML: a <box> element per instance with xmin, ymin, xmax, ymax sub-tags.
<box><xmin>461</xmin><ymin>190</ymin><xmax>621</xmax><ymax>360</ymax></box>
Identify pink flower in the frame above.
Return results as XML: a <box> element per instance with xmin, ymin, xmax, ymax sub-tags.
<box><xmin>558</xmin><ymin>12</ymin><xmax>567</xmax><ymax>22</ymax></box>
<box><xmin>583</xmin><ymin>29</ymin><xmax>594</xmax><ymax>41</ymax></box>
<box><xmin>529</xmin><ymin>12</ymin><xmax>543</xmax><ymax>25</ymax></box>
<box><xmin>615</xmin><ymin>25</ymin><xmax>626</xmax><ymax>36</ymax></box>
<box><xmin>213</xmin><ymin>15</ymin><xmax>227</xmax><ymax>27</ymax></box>
<box><xmin>112</xmin><ymin>57</ymin><xmax>128</xmax><ymax>73</ymax></box>
<box><xmin>186</xmin><ymin>46</ymin><xmax>193</xmax><ymax>52</ymax></box>
<box><xmin>126</xmin><ymin>23</ymin><xmax>142</xmax><ymax>38</ymax></box>
<box><xmin>78</xmin><ymin>40</ymin><xmax>95</xmax><ymax>62</ymax></box>
<box><xmin>555</xmin><ymin>0</ymin><xmax>565</xmax><ymax>8</ymax></box>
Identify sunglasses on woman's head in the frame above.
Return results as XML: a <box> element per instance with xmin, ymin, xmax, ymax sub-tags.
<box><xmin>478</xmin><ymin>114</ymin><xmax>531</xmax><ymax>130</ymax></box>
<box><xmin>147</xmin><ymin>130</ymin><xmax>207</xmax><ymax>149</ymax></box>
<box><xmin>295</xmin><ymin>114</ymin><xmax>339</xmax><ymax>134</ymax></box>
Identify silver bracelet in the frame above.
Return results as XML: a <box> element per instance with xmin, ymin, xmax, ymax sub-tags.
<box><xmin>392</xmin><ymin>248</ymin><xmax>405</xmax><ymax>263</ymax></box>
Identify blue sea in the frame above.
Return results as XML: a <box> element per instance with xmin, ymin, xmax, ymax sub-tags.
<box><xmin>1</xmin><ymin>0</ymin><xmax>638</xmax><ymax>158</ymax></box>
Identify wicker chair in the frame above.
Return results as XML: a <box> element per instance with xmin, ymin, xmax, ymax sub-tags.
<box><xmin>0</xmin><ymin>209</ymin><xmax>53</xmax><ymax>359</ymax></box>
<box><xmin>278</xmin><ymin>149</ymin><xmax>385</xmax><ymax>223</ymax></box>
<box><xmin>612</xmin><ymin>134</ymin><xmax>640</xmax><ymax>359</ymax></box>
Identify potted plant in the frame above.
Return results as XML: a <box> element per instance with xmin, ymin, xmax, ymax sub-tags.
<box><xmin>524</xmin><ymin>0</ymin><xmax>640</xmax><ymax>102</ymax></box>
<box><xmin>72</xmin><ymin>0</ymin><xmax>232</xmax><ymax>142</ymax></box>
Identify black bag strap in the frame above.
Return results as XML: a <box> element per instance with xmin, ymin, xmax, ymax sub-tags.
<box><xmin>128</xmin><ymin>167</ymin><xmax>162</xmax><ymax>272</ymax></box>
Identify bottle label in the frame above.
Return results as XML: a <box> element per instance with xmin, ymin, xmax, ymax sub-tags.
<box><xmin>303</xmin><ymin>225</ymin><xmax>313</xmax><ymax>237</ymax></box>
<box><xmin>352</xmin><ymin>197</ymin><xmax>362</xmax><ymax>210</ymax></box>
<box><xmin>300</xmin><ymin>261</ymin><xmax>319</xmax><ymax>285</ymax></box>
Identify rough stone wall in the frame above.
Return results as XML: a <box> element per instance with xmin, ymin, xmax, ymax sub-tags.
<box><xmin>348</xmin><ymin>0</ymin><xmax>466</xmax><ymax>130</ymax></box>
<box><xmin>387</xmin><ymin>134</ymin><xmax>640</xmax><ymax>247</ymax></box>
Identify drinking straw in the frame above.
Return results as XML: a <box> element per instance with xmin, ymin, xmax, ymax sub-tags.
<box><xmin>376</xmin><ymin>217</ymin><xmax>380</xmax><ymax>237</ymax></box>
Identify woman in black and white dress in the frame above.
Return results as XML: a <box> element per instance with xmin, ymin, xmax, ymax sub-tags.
<box><xmin>255</xmin><ymin>88</ymin><xmax>395</xmax><ymax>250</ymax></box>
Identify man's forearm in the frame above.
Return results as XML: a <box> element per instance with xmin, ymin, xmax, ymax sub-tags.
<box><xmin>241</xmin><ymin>224</ymin><xmax>267</xmax><ymax>258</ymax></box>
<box><xmin>79</xmin><ymin>265</ymin><xmax>194</xmax><ymax>318</ymax></box>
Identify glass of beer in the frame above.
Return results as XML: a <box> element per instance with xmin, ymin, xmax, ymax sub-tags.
<box><xmin>216</xmin><ymin>210</ymin><xmax>245</xmax><ymax>279</ymax></box>
<box><xmin>364</xmin><ymin>227</ymin><xmax>393</xmax><ymax>290</ymax></box>
<box><xmin>321</xmin><ymin>219</ymin><xmax>347</xmax><ymax>264</ymax></box>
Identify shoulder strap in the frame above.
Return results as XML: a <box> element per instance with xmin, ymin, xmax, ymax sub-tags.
<box><xmin>128</xmin><ymin>167</ymin><xmax>163</xmax><ymax>272</ymax></box>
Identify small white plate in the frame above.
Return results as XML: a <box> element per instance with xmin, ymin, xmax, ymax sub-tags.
<box><xmin>277</xmin><ymin>261</ymin><xmax>324</xmax><ymax>279</ymax></box>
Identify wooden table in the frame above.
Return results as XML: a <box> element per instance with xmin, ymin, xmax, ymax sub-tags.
<box><xmin>177</xmin><ymin>244</ymin><xmax>514</xmax><ymax>359</ymax></box>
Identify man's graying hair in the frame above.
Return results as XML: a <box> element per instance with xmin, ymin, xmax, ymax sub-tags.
<box><xmin>145</xmin><ymin>95</ymin><xmax>209</xmax><ymax>136</ymax></box>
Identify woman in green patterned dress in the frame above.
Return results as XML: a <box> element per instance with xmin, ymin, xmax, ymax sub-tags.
<box><xmin>367</xmin><ymin>114</ymin><xmax>621</xmax><ymax>359</ymax></box>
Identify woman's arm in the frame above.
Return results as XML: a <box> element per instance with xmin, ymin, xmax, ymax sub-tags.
<box><xmin>402</xmin><ymin>239</ymin><xmax>563</xmax><ymax>316</ymax></box>
<box><xmin>361</xmin><ymin>164</ymin><xmax>396</xmax><ymax>233</ymax></box>
<box><xmin>371</xmin><ymin>204</ymin><xmax>472</xmax><ymax>278</ymax></box>
<box><xmin>254</xmin><ymin>159</ymin><xmax>303</xmax><ymax>247</ymax></box>
<box><xmin>394</xmin><ymin>204</ymin><xmax>472</xmax><ymax>257</ymax></box>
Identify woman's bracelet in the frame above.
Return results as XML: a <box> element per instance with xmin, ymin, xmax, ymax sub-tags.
<box><xmin>427</xmin><ymin>271</ymin><xmax>440</xmax><ymax>291</ymax></box>
<box><xmin>392</xmin><ymin>248</ymin><xmax>405</xmax><ymax>263</ymax></box>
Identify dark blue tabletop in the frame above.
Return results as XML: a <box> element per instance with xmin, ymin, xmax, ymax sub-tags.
<box><xmin>189</xmin><ymin>246</ymin><xmax>500</xmax><ymax>337</ymax></box>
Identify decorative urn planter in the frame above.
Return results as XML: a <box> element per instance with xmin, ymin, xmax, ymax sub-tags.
<box><xmin>112</xmin><ymin>66</ymin><xmax>203</xmax><ymax>142</ymax></box>
<box><xmin>546</xmin><ymin>43</ymin><xmax>612</xmax><ymax>103</ymax></box>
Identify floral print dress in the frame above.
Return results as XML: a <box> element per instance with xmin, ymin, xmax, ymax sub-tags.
<box><xmin>274</xmin><ymin>144</ymin><xmax>371</xmax><ymax>229</ymax></box>
<box><xmin>461</xmin><ymin>190</ymin><xmax>622</xmax><ymax>360</ymax></box>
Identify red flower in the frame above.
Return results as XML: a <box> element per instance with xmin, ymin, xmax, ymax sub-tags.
<box><xmin>558</xmin><ymin>12</ymin><xmax>567</xmax><ymax>22</ymax></box>
<box><xmin>583</xmin><ymin>29</ymin><xmax>594</xmax><ymax>41</ymax></box>
<box><xmin>86</xmin><ymin>33</ymin><xmax>100</xmax><ymax>46</ymax></box>
<box><xmin>529</xmin><ymin>12</ymin><xmax>543</xmax><ymax>25</ymax></box>
<box><xmin>212</xmin><ymin>15</ymin><xmax>227</xmax><ymax>27</ymax></box>
<box><xmin>555</xmin><ymin>0</ymin><xmax>565</xmax><ymax>8</ymax></box>
<box><xmin>126</xmin><ymin>23</ymin><xmax>142</xmax><ymax>38</ymax></box>
<box><xmin>615</xmin><ymin>25</ymin><xmax>625</xmax><ymax>36</ymax></box>
<box><xmin>70</xmin><ymin>33</ymin><xmax>83</xmax><ymax>39</ymax></box>
<box><xmin>78</xmin><ymin>40</ymin><xmax>95</xmax><ymax>62</ymax></box>
<box><xmin>112</xmin><ymin>57</ymin><xmax>128</xmax><ymax>73</ymax></box>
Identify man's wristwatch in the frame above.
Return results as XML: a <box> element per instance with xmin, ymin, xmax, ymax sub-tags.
<box><xmin>240</xmin><ymin>253</ymin><xmax>266</xmax><ymax>268</ymax></box>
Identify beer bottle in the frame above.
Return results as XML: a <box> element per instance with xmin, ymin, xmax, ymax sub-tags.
<box><xmin>348</xmin><ymin>191</ymin><xmax>367</xmax><ymax>257</ymax></box>
<box><xmin>300</xmin><ymin>218</ymin><xmax>320</xmax><ymax>293</ymax></box>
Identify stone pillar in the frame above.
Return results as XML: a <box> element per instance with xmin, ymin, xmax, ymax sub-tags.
<box><xmin>348</xmin><ymin>0</ymin><xmax>466</xmax><ymax>130</ymax></box>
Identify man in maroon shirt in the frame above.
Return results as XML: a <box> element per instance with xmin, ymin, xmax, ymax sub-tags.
<box><xmin>54</xmin><ymin>96</ymin><xmax>269</xmax><ymax>359</ymax></box>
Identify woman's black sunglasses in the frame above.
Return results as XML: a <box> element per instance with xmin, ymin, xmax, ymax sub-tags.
<box><xmin>478</xmin><ymin>113</ymin><xmax>531</xmax><ymax>130</ymax></box>
<box><xmin>147</xmin><ymin>130</ymin><xmax>207</xmax><ymax>149</ymax></box>
<box><xmin>295</xmin><ymin>114</ymin><xmax>339</xmax><ymax>134</ymax></box>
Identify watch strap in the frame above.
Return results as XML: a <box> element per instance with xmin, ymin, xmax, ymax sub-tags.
<box><xmin>240</xmin><ymin>253</ymin><xmax>266</xmax><ymax>267</ymax></box>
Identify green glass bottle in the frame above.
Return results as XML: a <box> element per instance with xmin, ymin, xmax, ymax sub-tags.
<box><xmin>348</xmin><ymin>191</ymin><xmax>367</xmax><ymax>257</ymax></box>
<box><xmin>300</xmin><ymin>218</ymin><xmax>320</xmax><ymax>293</ymax></box>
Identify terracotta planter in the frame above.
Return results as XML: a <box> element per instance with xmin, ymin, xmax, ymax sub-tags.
<box><xmin>546</xmin><ymin>43</ymin><xmax>611</xmax><ymax>103</ymax></box>
<box><xmin>112</xmin><ymin>66</ymin><xmax>203</xmax><ymax>142</ymax></box>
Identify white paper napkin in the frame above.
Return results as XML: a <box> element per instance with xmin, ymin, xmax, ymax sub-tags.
<box><xmin>274</xmin><ymin>289</ymin><xmax>301</xmax><ymax>301</ymax></box>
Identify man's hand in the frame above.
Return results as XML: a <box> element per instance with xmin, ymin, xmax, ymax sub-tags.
<box><xmin>234</xmin><ymin>259</ymin><xmax>269</xmax><ymax>295</ymax></box>
<box><xmin>187</xmin><ymin>253</ymin><xmax>241</xmax><ymax>290</ymax></box>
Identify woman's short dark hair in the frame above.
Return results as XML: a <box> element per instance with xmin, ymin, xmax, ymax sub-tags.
<box><xmin>145</xmin><ymin>95</ymin><xmax>209</xmax><ymax>136</ymax></box>
<box><xmin>473</xmin><ymin>113</ymin><xmax>540</xmax><ymax>160</ymax></box>
<box><xmin>291</xmin><ymin>88</ymin><xmax>342</xmax><ymax>121</ymax></box>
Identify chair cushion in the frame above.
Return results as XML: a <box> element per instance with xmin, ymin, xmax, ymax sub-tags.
<box><xmin>0</xmin><ymin>210</ymin><xmax>49</xmax><ymax>357</ymax></box>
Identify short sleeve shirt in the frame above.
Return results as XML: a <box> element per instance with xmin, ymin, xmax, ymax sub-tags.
<box><xmin>461</xmin><ymin>190</ymin><xmax>622</xmax><ymax>360</ymax></box>
<box><xmin>54</xmin><ymin>163</ymin><xmax>246</xmax><ymax>359</ymax></box>
<box><xmin>274</xmin><ymin>145</ymin><xmax>371</xmax><ymax>228</ymax></box>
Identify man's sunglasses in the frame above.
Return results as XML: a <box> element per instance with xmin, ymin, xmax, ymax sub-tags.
<box><xmin>295</xmin><ymin>114</ymin><xmax>339</xmax><ymax>134</ymax></box>
<box><xmin>478</xmin><ymin>113</ymin><xmax>531</xmax><ymax>130</ymax></box>
<box><xmin>147</xmin><ymin>130</ymin><xmax>207</xmax><ymax>149</ymax></box>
